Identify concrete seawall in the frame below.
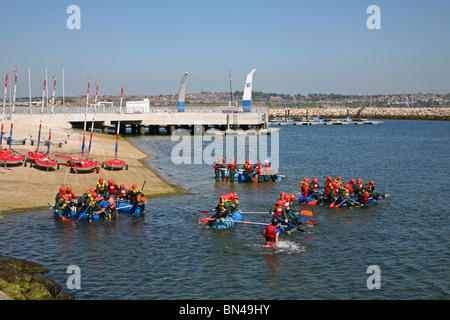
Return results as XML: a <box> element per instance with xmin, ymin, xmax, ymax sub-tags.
<box><xmin>269</xmin><ymin>107</ymin><xmax>450</xmax><ymax>120</ymax></box>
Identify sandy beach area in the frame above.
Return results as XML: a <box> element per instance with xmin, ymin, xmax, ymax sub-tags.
<box><xmin>0</xmin><ymin>116</ymin><xmax>187</xmax><ymax>213</ymax></box>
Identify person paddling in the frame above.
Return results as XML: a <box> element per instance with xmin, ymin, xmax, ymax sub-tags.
<box><xmin>86</xmin><ymin>192</ymin><xmax>106</xmax><ymax>220</ymax></box>
<box><xmin>299</xmin><ymin>178</ymin><xmax>309</xmax><ymax>202</ymax></box>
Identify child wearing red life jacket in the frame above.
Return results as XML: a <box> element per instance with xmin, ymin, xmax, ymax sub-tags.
<box><xmin>263</xmin><ymin>220</ymin><xmax>281</xmax><ymax>247</ymax></box>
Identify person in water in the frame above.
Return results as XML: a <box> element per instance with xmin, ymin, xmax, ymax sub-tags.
<box><xmin>127</xmin><ymin>184</ymin><xmax>144</xmax><ymax>214</ymax></box>
<box><xmin>263</xmin><ymin>220</ymin><xmax>281</xmax><ymax>247</ymax></box>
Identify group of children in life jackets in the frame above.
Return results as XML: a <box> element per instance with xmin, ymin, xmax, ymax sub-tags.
<box><xmin>214</xmin><ymin>158</ymin><xmax>278</xmax><ymax>182</ymax></box>
<box><xmin>54</xmin><ymin>177</ymin><xmax>145</xmax><ymax>221</ymax></box>
<box><xmin>209</xmin><ymin>192</ymin><xmax>240</xmax><ymax>222</ymax></box>
<box><xmin>263</xmin><ymin>176</ymin><xmax>390</xmax><ymax>247</ymax></box>
<box><xmin>297</xmin><ymin>176</ymin><xmax>390</xmax><ymax>207</ymax></box>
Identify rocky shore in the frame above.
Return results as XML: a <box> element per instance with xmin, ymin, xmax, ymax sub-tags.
<box><xmin>268</xmin><ymin>107</ymin><xmax>450</xmax><ymax>121</ymax></box>
<box><xmin>0</xmin><ymin>252</ymin><xmax>75</xmax><ymax>300</ymax></box>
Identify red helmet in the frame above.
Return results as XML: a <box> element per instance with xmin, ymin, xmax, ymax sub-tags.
<box><xmin>344</xmin><ymin>184</ymin><xmax>351</xmax><ymax>189</ymax></box>
<box><xmin>232</xmin><ymin>192</ymin><xmax>238</xmax><ymax>198</ymax></box>
<box><xmin>92</xmin><ymin>192</ymin><xmax>98</xmax><ymax>197</ymax></box>
<box><xmin>332</xmin><ymin>182</ymin><xmax>339</xmax><ymax>188</ymax></box>
<box><xmin>350</xmin><ymin>179</ymin><xmax>356</xmax><ymax>184</ymax></box>
<box><xmin>370</xmin><ymin>180</ymin><xmax>375</xmax><ymax>185</ymax></box>
<box><xmin>289</xmin><ymin>194</ymin><xmax>295</xmax><ymax>200</ymax></box>
<box><xmin>337</xmin><ymin>176</ymin><xmax>342</xmax><ymax>180</ymax></box>
<box><xmin>66</xmin><ymin>187</ymin><xmax>72</xmax><ymax>192</ymax></box>
<box><xmin>59</xmin><ymin>187</ymin><xmax>65</xmax><ymax>193</ymax></box>
<box><xmin>132</xmin><ymin>184</ymin><xmax>138</xmax><ymax>189</ymax></box>
<box><xmin>313</xmin><ymin>178</ymin><xmax>318</xmax><ymax>183</ymax></box>
<box><xmin>108</xmin><ymin>179</ymin><xmax>113</xmax><ymax>184</ymax></box>
<box><xmin>280</xmin><ymin>192</ymin><xmax>286</xmax><ymax>197</ymax></box>
<box><xmin>276</xmin><ymin>200</ymin><xmax>283</xmax><ymax>206</ymax></box>
<box><xmin>120</xmin><ymin>184</ymin><xmax>125</xmax><ymax>188</ymax></box>
<box><xmin>89</xmin><ymin>188</ymin><xmax>95</xmax><ymax>193</ymax></box>
<box><xmin>327</xmin><ymin>176</ymin><xmax>332</xmax><ymax>181</ymax></box>
<box><xmin>99</xmin><ymin>177</ymin><xmax>104</xmax><ymax>181</ymax></box>
<box><xmin>303</xmin><ymin>178</ymin><xmax>309</xmax><ymax>183</ymax></box>
<box><xmin>357</xmin><ymin>179</ymin><xmax>362</xmax><ymax>183</ymax></box>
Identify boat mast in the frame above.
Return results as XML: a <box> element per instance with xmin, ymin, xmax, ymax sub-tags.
<box><xmin>81</xmin><ymin>78</ymin><xmax>90</xmax><ymax>158</ymax></box>
<box><xmin>47</xmin><ymin>75</ymin><xmax>56</xmax><ymax>154</ymax></box>
<box><xmin>36</xmin><ymin>70</ymin><xmax>47</xmax><ymax>152</ymax></box>
<box><xmin>8</xmin><ymin>69</ymin><xmax>17</xmax><ymax>150</ymax></box>
<box><xmin>229</xmin><ymin>69</ymin><xmax>234</xmax><ymax>107</ymax></box>
<box><xmin>0</xmin><ymin>73</ymin><xmax>8</xmax><ymax>150</ymax></box>
<box><xmin>28</xmin><ymin>67</ymin><xmax>32</xmax><ymax>114</ymax></box>
<box><xmin>115</xmin><ymin>84</ymin><xmax>123</xmax><ymax>160</ymax></box>
<box><xmin>88</xmin><ymin>82</ymin><xmax>98</xmax><ymax>158</ymax></box>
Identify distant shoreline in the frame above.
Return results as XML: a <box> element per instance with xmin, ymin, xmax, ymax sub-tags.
<box><xmin>268</xmin><ymin>107</ymin><xmax>450</xmax><ymax>121</ymax></box>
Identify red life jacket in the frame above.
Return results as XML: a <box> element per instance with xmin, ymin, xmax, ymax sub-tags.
<box><xmin>362</xmin><ymin>192</ymin><xmax>370</xmax><ymax>203</ymax></box>
<box><xmin>108</xmin><ymin>183</ymin><xmax>118</xmax><ymax>195</ymax></box>
<box><xmin>246</xmin><ymin>163</ymin><xmax>252</xmax><ymax>172</ymax></box>
<box><xmin>117</xmin><ymin>188</ymin><xmax>127</xmax><ymax>198</ymax></box>
<box><xmin>255</xmin><ymin>164</ymin><xmax>263</xmax><ymax>176</ymax></box>
<box><xmin>65</xmin><ymin>192</ymin><xmax>75</xmax><ymax>201</ymax></box>
<box><xmin>275</xmin><ymin>205</ymin><xmax>283</xmax><ymax>217</ymax></box>
<box><xmin>325</xmin><ymin>182</ymin><xmax>332</xmax><ymax>194</ymax></box>
<box><xmin>310</xmin><ymin>183</ymin><xmax>319</xmax><ymax>191</ymax></box>
<box><xmin>265</xmin><ymin>225</ymin><xmax>278</xmax><ymax>239</ymax></box>
<box><xmin>229</xmin><ymin>163</ymin><xmax>236</xmax><ymax>170</ymax></box>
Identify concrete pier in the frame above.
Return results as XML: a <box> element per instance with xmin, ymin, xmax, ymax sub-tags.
<box><xmin>13</xmin><ymin>106</ymin><xmax>272</xmax><ymax>136</ymax></box>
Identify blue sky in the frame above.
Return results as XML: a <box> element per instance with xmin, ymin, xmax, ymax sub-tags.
<box><xmin>1</xmin><ymin>0</ymin><xmax>449</xmax><ymax>97</ymax></box>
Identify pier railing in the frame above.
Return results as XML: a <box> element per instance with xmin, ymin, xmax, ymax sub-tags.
<box><xmin>10</xmin><ymin>105</ymin><xmax>268</xmax><ymax>116</ymax></box>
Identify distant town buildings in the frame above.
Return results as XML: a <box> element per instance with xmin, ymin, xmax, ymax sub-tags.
<box><xmin>14</xmin><ymin>91</ymin><xmax>450</xmax><ymax>108</ymax></box>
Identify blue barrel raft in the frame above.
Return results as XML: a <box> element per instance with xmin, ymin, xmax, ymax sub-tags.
<box><xmin>97</xmin><ymin>199</ymin><xmax>145</xmax><ymax>217</ymax></box>
<box><xmin>209</xmin><ymin>211</ymin><xmax>243</xmax><ymax>229</ymax></box>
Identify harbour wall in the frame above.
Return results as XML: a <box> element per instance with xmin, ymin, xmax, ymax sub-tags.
<box><xmin>269</xmin><ymin>107</ymin><xmax>450</xmax><ymax>121</ymax></box>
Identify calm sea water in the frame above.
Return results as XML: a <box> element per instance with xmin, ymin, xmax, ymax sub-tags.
<box><xmin>0</xmin><ymin>120</ymin><xmax>449</xmax><ymax>300</ymax></box>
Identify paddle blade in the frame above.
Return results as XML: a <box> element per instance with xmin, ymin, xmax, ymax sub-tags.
<box><xmin>253</xmin><ymin>175</ymin><xmax>258</xmax><ymax>184</ymax></box>
<box><xmin>224</xmin><ymin>176</ymin><xmax>228</xmax><ymax>183</ymax></box>
<box><xmin>300</xmin><ymin>210</ymin><xmax>313</xmax><ymax>216</ymax></box>
<box><xmin>200</xmin><ymin>210</ymin><xmax>211</xmax><ymax>213</ymax></box>
<box><xmin>308</xmin><ymin>200</ymin><xmax>318</xmax><ymax>206</ymax></box>
<box><xmin>201</xmin><ymin>216</ymin><xmax>211</xmax><ymax>225</ymax></box>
